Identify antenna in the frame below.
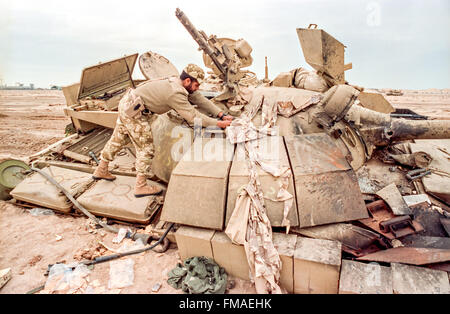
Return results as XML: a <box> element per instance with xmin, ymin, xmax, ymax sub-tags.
<box><xmin>264</xmin><ymin>56</ymin><xmax>269</xmax><ymax>82</ymax></box>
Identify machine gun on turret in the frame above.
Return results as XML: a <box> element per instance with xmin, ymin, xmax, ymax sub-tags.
<box><xmin>175</xmin><ymin>8</ymin><xmax>254</xmax><ymax>101</ymax></box>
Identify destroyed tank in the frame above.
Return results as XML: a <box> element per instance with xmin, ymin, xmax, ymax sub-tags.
<box><xmin>156</xmin><ymin>15</ymin><xmax>450</xmax><ymax>294</ymax></box>
<box><xmin>6</xmin><ymin>9</ymin><xmax>449</xmax><ymax>295</ymax></box>
<box><xmin>13</xmin><ymin>9</ymin><xmax>449</xmax><ymax>250</ymax></box>
<box><xmin>158</xmin><ymin>11</ymin><xmax>450</xmax><ymax>234</ymax></box>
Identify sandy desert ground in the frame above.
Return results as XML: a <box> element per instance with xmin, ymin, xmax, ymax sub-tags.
<box><xmin>382</xmin><ymin>88</ymin><xmax>450</xmax><ymax>119</ymax></box>
<box><xmin>0</xmin><ymin>90</ymin><xmax>69</xmax><ymax>160</ymax></box>
<box><xmin>0</xmin><ymin>89</ymin><xmax>257</xmax><ymax>294</ymax></box>
<box><xmin>0</xmin><ymin>88</ymin><xmax>449</xmax><ymax>294</ymax></box>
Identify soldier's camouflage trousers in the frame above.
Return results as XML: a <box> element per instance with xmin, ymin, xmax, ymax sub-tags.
<box><xmin>101</xmin><ymin>89</ymin><xmax>156</xmax><ymax>176</ymax></box>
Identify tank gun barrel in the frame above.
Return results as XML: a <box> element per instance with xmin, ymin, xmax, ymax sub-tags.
<box><xmin>388</xmin><ymin>119</ymin><xmax>450</xmax><ymax>142</ymax></box>
<box><xmin>345</xmin><ymin>105</ymin><xmax>450</xmax><ymax>146</ymax></box>
<box><xmin>320</xmin><ymin>85</ymin><xmax>450</xmax><ymax>147</ymax></box>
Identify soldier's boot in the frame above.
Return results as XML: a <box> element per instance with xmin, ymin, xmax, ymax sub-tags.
<box><xmin>92</xmin><ymin>160</ymin><xmax>116</xmax><ymax>181</ymax></box>
<box><xmin>134</xmin><ymin>174</ymin><xmax>162</xmax><ymax>198</ymax></box>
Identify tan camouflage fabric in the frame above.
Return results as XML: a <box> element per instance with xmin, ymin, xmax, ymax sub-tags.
<box><xmin>225</xmin><ymin>95</ymin><xmax>302</xmax><ymax>294</ymax></box>
<box><xmin>225</xmin><ymin>92</ymin><xmax>323</xmax><ymax>293</ymax></box>
<box><xmin>292</xmin><ymin>67</ymin><xmax>329</xmax><ymax>92</ymax></box>
<box><xmin>275</xmin><ymin>93</ymin><xmax>322</xmax><ymax>118</ymax></box>
<box><xmin>183</xmin><ymin>63</ymin><xmax>205</xmax><ymax>84</ymax></box>
<box><xmin>241</xmin><ymin>146</ymin><xmax>282</xmax><ymax>294</ymax></box>
<box><xmin>101</xmin><ymin>89</ymin><xmax>156</xmax><ymax>176</ymax></box>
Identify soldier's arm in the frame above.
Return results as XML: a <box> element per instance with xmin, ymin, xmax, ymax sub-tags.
<box><xmin>168</xmin><ymin>92</ymin><xmax>219</xmax><ymax>127</ymax></box>
<box><xmin>188</xmin><ymin>91</ymin><xmax>222</xmax><ymax>117</ymax></box>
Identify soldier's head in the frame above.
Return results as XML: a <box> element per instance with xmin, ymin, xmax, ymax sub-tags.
<box><xmin>180</xmin><ymin>64</ymin><xmax>205</xmax><ymax>94</ymax></box>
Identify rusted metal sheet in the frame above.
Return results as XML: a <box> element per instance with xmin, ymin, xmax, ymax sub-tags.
<box><xmin>392</xmin><ymin>263</ymin><xmax>450</xmax><ymax>294</ymax></box>
<box><xmin>291</xmin><ymin>223</ymin><xmax>388</xmax><ymax>257</ymax></box>
<box><xmin>409</xmin><ymin>202</ymin><xmax>448</xmax><ymax>237</ymax></box>
<box><xmin>359</xmin><ymin>200</ymin><xmax>423</xmax><ymax>240</ymax></box>
<box><xmin>410</xmin><ymin>140</ymin><xmax>450</xmax><ymax>204</ymax></box>
<box><xmin>403</xmin><ymin>194</ymin><xmax>431</xmax><ymax>207</ymax></box>
<box><xmin>357</xmin><ymin>247</ymin><xmax>450</xmax><ymax>265</ymax></box>
<box><xmin>285</xmin><ymin>134</ymin><xmax>368</xmax><ymax>228</ymax></box>
<box><xmin>376</xmin><ymin>183</ymin><xmax>411</xmax><ymax>216</ymax></box>
<box><xmin>295</xmin><ymin>171</ymin><xmax>368</xmax><ymax>227</ymax></box>
<box><xmin>441</xmin><ymin>218</ymin><xmax>450</xmax><ymax>236</ymax></box>
<box><xmin>401</xmin><ymin>235</ymin><xmax>450</xmax><ymax>250</ymax></box>
<box><xmin>285</xmin><ymin>133</ymin><xmax>351</xmax><ymax>175</ymax></box>
<box><xmin>356</xmin><ymin>159</ymin><xmax>413</xmax><ymax>195</ymax></box>
<box><xmin>63</xmin><ymin>128</ymin><xmax>113</xmax><ymax>164</ymax></box>
<box><xmin>424</xmin><ymin>262</ymin><xmax>450</xmax><ymax>273</ymax></box>
<box><xmin>339</xmin><ymin>260</ymin><xmax>393</xmax><ymax>294</ymax></box>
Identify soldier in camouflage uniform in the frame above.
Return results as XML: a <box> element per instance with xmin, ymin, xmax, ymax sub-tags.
<box><xmin>92</xmin><ymin>64</ymin><xmax>232</xmax><ymax>197</ymax></box>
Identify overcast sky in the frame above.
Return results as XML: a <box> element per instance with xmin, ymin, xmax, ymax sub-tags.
<box><xmin>0</xmin><ymin>0</ymin><xmax>449</xmax><ymax>89</ymax></box>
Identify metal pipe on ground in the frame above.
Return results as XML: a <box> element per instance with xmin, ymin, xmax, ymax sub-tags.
<box><xmin>26</xmin><ymin>222</ymin><xmax>174</xmax><ymax>294</ymax></box>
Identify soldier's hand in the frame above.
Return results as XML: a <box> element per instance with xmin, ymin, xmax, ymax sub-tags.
<box><xmin>222</xmin><ymin>115</ymin><xmax>233</xmax><ymax>121</ymax></box>
<box><xmin>217</xmin><ymin>120</ymin><xmax>232</xmax><ymax>129</ymax></box>
<box><xmin>218</xmin><ymin>111</ymin><xmax>233</xmax><ymax>121</ymax></box>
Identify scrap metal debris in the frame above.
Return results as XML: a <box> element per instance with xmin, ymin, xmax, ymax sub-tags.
<box><xmin>441</xmin><ymin>218</ymin><xmax>450</xmax><ymax>236</ymax></box>
<box><xmin>391</xmin><ymin>263</ymin><xmax>449</xmax><ymax>294</ymax></box>
<box><xmin>291</xmin><ymin>223</ymin><xmax>389</xmax><ymax>257</ymax></box>
<box><xmin>357</xmin><ymin>247</ymin><xmax>450</xmax><ymax>266</ymax></box>
<box><xmin>112</xmin><ymin>228</ymin><xmax>130</xmax><ymax>244</ymax></box>
<box><xmin>376</xmin><ymin>183</ymin><xmax>412</xmax><ymax>216</ymax></box>
<box><xmin>360</xmin><ymin>200</ymin><xmax>424</xmax><ymax>240</ymax></box>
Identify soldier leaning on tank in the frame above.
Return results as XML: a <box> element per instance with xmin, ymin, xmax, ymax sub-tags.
<box><xmin>92</xmin><ymin>64</ymin><xmax>233</xmax><ymax>197</ymax></box>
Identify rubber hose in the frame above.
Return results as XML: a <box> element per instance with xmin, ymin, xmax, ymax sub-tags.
<box><xmin>90</xmin><ymin>222</ymin><xmax>174</xmax><ymax>264</ymax></box>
